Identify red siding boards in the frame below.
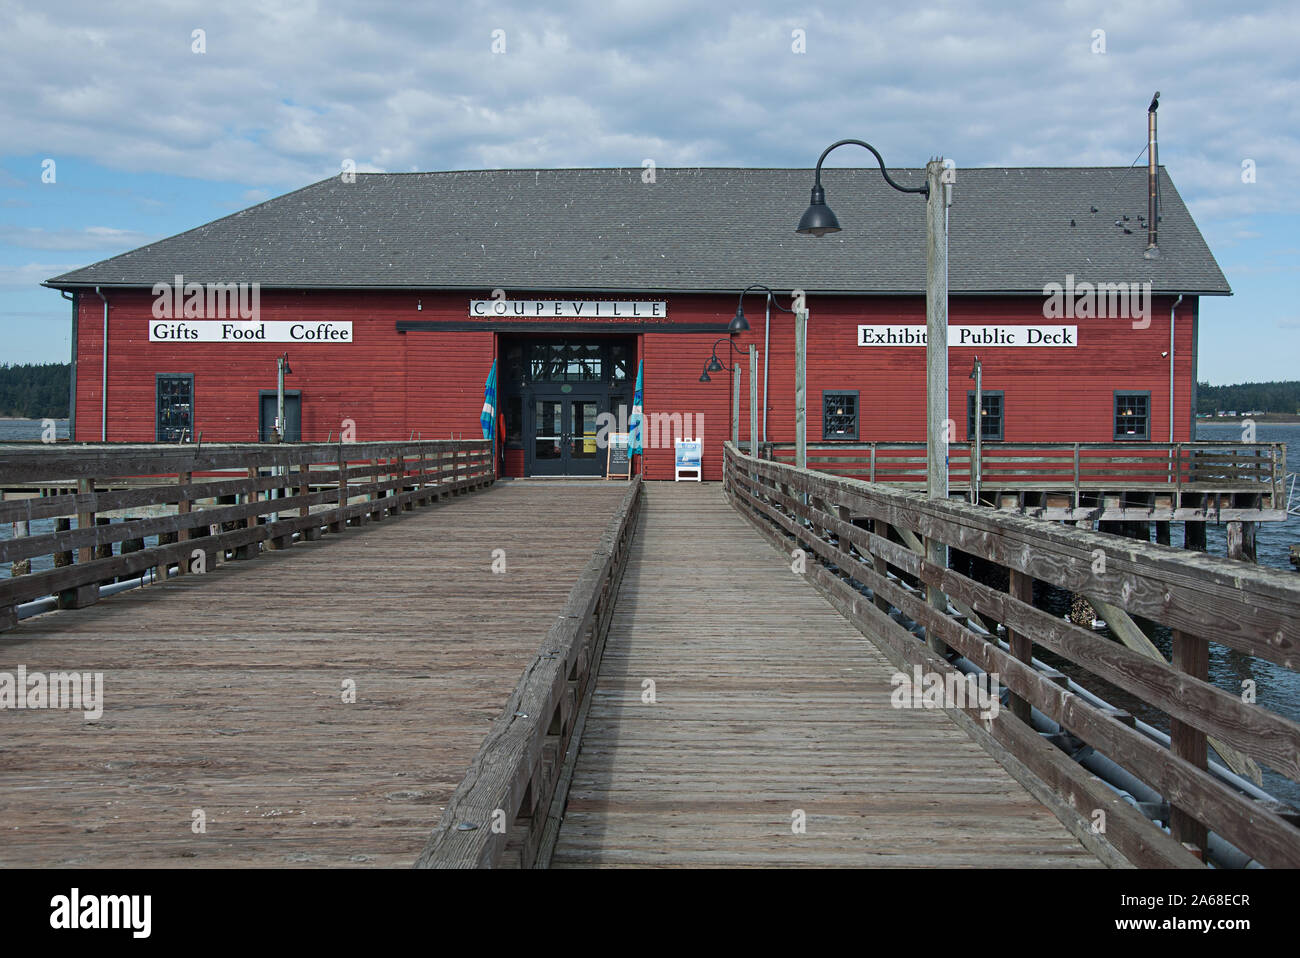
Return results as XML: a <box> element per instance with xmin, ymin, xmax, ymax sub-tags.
<box><xmin>78</xmin><ymin>288</ymin><xmax>1199</xmax><ymax>467</ymax></box>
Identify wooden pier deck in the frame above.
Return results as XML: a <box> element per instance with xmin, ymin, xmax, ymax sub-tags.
<box><xmin>6</xmin><ymin>439</ymin><xmax>1299</xmax><ymax>870</ymax></box>
<box><xmin>550</xmin><ymin>483</ymin><xmax>1101</xmax><ymax>867</ymax></box>
<box><xmin>0</xmin><ymin>479</ymin><xmax>627</xmax><ymax>867</ymax></box>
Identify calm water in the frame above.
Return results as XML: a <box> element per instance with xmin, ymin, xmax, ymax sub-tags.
<box><xmin>2</xmin><ymin>418</ymin><xmax>1298</xmax><ymax>805</ymax></box>
<box><xmin>0</xmin><ymin>418</ymin><xmax>70</xmax><ymax>442</ymax></box>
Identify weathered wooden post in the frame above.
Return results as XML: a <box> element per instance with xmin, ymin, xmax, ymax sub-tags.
<box><xmin>871</xmin><ymin>519</ymin><xmax>890</xmax><ymax>614</ymax></box>
<box><xmin>368</xmin><ymin>457</ymin><xmax>383</xmax><ymax>520</ymax></box>
<box><xmin>1170</xmin><ymin>629</ymin><xmax>1209</xmax><ymax>856</ymax></box>
<box><xmin>300</xmin><ymin>460</ymin><xmax>321</xmax><ymax>540</ymax></box>
<box><xmin>232</xmin><ymin>466</ymin><xmax>259</xmax><ymax>559</ymax></box>
<box><xmin>54</xmin><ymin>517</ymin><xmax>73</xmax><ymax>568</ymax></box>
<box><xmin>1006</xmin><ymin>569</ymin><xmax>1034</xmax><ymax>722</ymax></box>
<box><xmin>1226</xmin><ymin>521</ymin><xmax>1244</xmax><ymax>560</ymax></box>
<box><xmin>94</xmin><ymin>518</ymin><xmax>112</xmax><ymax>561</ymax></box>
<box><xmin>924</xmin><ymin>158</ymin><xmax>949</xmax><ymax>654</ymax></box>
<box><xmin>335</xmin><ymin>449</ymin><xmax>352</xmax><ymax>531</ymax></box>
<box><xmin>176</xmin><ymin>470</ymin><xmax>194</xmax><ymax>575</ymax></box>
<box><xmin>8</xmin><ymin>494</ymin><xmax>31</xmax><ymax>577</ymax></box>
<box><xmin>59</xmin><ymin>476</ymin><xmax>99</xmax><ymax>609</ymax></box>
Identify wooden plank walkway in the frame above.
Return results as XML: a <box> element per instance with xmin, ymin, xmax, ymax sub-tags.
<box><xmin>0</xmin><ymin>479</ymin><xmax>628</xmax><ymax>867</ymax></box>
<box><xmin>550</xmin><ymin>482</ymin><xmax>1103</xmax><ymax>867</ymax></box>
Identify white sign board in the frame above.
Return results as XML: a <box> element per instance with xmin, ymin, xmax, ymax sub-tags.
<box><xmin>674</xmin><ymin>439</ymin><xmax>702</xmax><ymax>482</ymax></box>
<box><xmin>858</xmin><ymin>325</ymin><xmax>1077</xmax><ymax>347</ymax></box>
<box><xmin>471</xmin><ymin>300</ymin><xmax>667</xmax><ymax>319</ymax></box>
<box><xmin>149</xmin><ymin>321</ymin><xmax>353</xmax><ymax>343</ymax></box>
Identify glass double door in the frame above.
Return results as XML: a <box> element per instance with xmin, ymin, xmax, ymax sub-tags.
<box><xmin>530</xmin><ymin>394</ymin><xmax>603</xmax><ymax>476</ymax></box>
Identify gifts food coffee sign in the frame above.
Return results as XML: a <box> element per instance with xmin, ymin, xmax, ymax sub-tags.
<box><xmin>858</xmin><ymin>325</ymin><xmax>1077</xmax><ymax>347</ymax></box>
<box><xmin>149</xmin><ymin>321</ymin><xmax>353</xmax><ymax>342</ymax></box>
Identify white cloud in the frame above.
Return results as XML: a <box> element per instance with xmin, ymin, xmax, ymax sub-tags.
<box><xmin>0</xmin><ymin>263</ymin><xmax>83</xmax><ymax>288</ymax></box>
<box><xmin>0</xmin><ymin>225</ymin><xmax>159</xmax><ymax>251</ymax></box>
<box><xmin>0</xmin><ymin>0</ymin><xmax>1292</xmax><ymax>229</ymax></box>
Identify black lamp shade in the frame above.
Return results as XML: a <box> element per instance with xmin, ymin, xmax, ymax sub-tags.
<box><xmin>728</xmin><ymin>307</ymin><xmax>750</xmax><ymax>332</ymax></box>
<box><xmin>699</xmin><ymin>366</ymin><xmax>711</xmax><ymax>383</ymax></box>
<box><xmin>706</xmin><ymin>356</ymin><xmax>724</xmax><ymax>373</ymax></box>
<box><xmin>796</xmin><ymin>184</ymin><xmax>841</xmax><ymax>237</ymax></box>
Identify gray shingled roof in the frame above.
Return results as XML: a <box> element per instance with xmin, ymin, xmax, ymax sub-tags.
<box><xmin>44</xmin><ymin>167</ymin><xmax>1230</xmax><ymax>296</ymax></box>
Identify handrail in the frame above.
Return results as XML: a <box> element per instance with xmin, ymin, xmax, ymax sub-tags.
<box><xmin>0</xmin><ymin>440</ymin><xmax>494</xmax><ymax>628</ymax></box>
<box><xmin>416</xmin><ymin>476</ymin><xmax>643</xmax><ymax>868</ymax></box>
<box><xmin>723</xmin><ymin>441</ymin><xmax>1300</xmax><ymax>868</ymax></box>
<box><xmin>764</xmin><ymin>440</ymin><xmax>1286</xmax><ymax>509</ymax></box>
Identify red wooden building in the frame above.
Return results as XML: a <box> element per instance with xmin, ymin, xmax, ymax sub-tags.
<box><xmin>46</xmin><ymin>167</ymin><xmax>1229</xmax><ymax>482</ymax></box>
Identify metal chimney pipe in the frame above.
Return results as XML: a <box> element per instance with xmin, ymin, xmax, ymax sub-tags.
<box><xmin>1145</xmin><ymin>91</ymin><xmax>1160</xmax><ymax>259</ymax></box>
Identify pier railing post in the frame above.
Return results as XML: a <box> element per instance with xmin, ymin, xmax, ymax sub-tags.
<box><xmin>173</xmin><ymin>470</ymin><xmax>193</xmax><ymax>576</ymax></box>
<box><xmin>333</xmin><ymin>452</ymin><xmax>348</xmax><ymax>533</ymax></box>
<box><xmin>59</xmin><ymin>477</ymin><xmax>99</xmax><ymax>609</ymax></box>
<box><xmin>1170</xmin><ymin>629</ymin><xmax>1209</xmax><ymax>856</ymax></box>
<box><xmin>1006</xmin><ymin>569</ymin><xmax>1034</xmax><ymax>723</ymax></box>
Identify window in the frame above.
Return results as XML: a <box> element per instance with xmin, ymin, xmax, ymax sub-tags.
<box><xmin>822</xmin><ymin>390</ymin><xmax>858</xmax><ymax>440</ymax></box>
<box><xmin>156</xmin><ymin>374</ymin><xmax>194</xmax><ymax>441</ymax></box>
<box><xmin>609</xmin><ymin>343</ymin><xmax>629</xmax><ymax>385</ymax></box>
<box><xmin>967</xmin><ymin>391</ymin><xmax>1004</xmax><ymax>441</ymax></box>
<box><xmin>1114</xmin><ymin>391</ymin><xmax>1150</xmax><ymax>439</ymax></box>
<box><xmin>529</xmin><ymin>343</ymin><xmax>603</xmax><ymax>382</ymax></box>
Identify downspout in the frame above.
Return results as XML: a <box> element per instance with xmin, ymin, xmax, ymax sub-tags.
<box><xmin>61</xmin><ymin>290</ymin><xmax>77</xmax><ymax>441</ymax></box>
<box><xmin>762</xmin><ymin>293</ymin><xmax>772</xmax><ymax>442</ymax></box>
<box><xmin>95</xmin><ymin>286</ymin><xmax>108</xmax><ymax>441</ymax></box>
<box><xmin>1169</xmin><ymin>294</ymin><xmax>1183</xmax><ymax>442</ymax></box>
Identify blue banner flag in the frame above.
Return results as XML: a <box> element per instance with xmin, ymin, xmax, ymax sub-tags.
<box><xmin>480</xmin><ymin>360</ymin><xmax>497</xmax><ymax>440</ymax></box>
<box><xmin>628</xmin><ymin>361</ymin><xmax>644</xmax><ymax>455</ymax></box>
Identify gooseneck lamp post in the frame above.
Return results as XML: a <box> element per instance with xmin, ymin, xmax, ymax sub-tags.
<box><xmin>970</xmin><ymin>355</ymin><xmax>982</xmax><ymax>505</ymax></box>
<box><xmin>699</xmin><ymin>337</ymin><xmax>759</xmax><ymax>454</ymax></box>
<box><xmin>733</xmin><ymin>285</ymin><xmax>797</xmax><ymax>445</ymax></box>
<box><xmin>797</xmin><ymin>138</ymin><xmax>951</xmax><ymax>652</ymax></box>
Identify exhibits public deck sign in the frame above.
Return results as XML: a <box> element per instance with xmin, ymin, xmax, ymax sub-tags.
<box><xmin>149</xmin><ymin>321</ymin><xmax>353</xmax><ymax>343</ymax></box>
<box><xmin>471</xmin><ymin>300</ymin><xmax>667</xmax><ymax>318</ymax></box>
<box><xmin>858</xmin><ymin>325</ymin><xmax>1077</xmax><ymax>347</ymax></box>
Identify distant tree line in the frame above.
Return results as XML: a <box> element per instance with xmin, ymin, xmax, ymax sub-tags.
<box><xmin>0</xmin><ymin>363</ymin><xmax>70</xmax><ymax>418</ymax></box>
<box><xmin>1197</xmin><ymin>380</ymin><xmax>1300</xmax><ymax>414</ymax></box>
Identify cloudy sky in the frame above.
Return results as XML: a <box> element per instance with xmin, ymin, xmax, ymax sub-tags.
<box><xmin>1</xmin><ymin>0</ymin><xmax>1296</xmax><ymax>382</ymax></box>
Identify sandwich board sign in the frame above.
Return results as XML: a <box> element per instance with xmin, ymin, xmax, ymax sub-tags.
<box><xmin>606</xmin><ymin>433</ymin><xmax>631</xmax><ymax>479</ymax></box>
<box><xmin>674</xmin><ymin>438</ymin><xmax>702</xmax><ymax>482</ymax></box>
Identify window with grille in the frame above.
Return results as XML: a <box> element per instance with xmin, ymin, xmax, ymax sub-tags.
<box><xmin>967</xmin><ymin>391</ymin><xmax>1004</xmax><ymax>441</ymax></box>
<box><xmin>1114</xmin><ymin>391</ymin><xmax>1150</xmax><ymax>440</ymax></box>
<box><xmin>156</xmin><ymin>374</ymin><xmax>194</xmax><ymax>441</ymax></box>
<box><xmin>822</xmin><ymin>391</ymin><xmax>858</xmax><ymax>440</ymax></box>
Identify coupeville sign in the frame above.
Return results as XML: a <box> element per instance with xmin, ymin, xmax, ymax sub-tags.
<box><xmin>470</xmin><ymin>300</ymin><xmax>667</xmax><ymax>318</ymax></box>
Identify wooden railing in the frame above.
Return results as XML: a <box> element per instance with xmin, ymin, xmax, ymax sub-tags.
<box><xmin>768</xmin><ymin>441</ymin><xmax>1286</xmax><ymax>506</ymax></box>
<box><xmin>0</xmin><ymin>440</ymin><xmax>493</xmax><ymax>628</ymax></box>
<box><xmin>416</xmin><ymin>476</ymin><xmax>643</xmax><ymax>869</ymax></box>
<box><xmin>725</xmin><ymin>441</ymin><xmax>1300</xmax><ymax>868</ymax></box>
